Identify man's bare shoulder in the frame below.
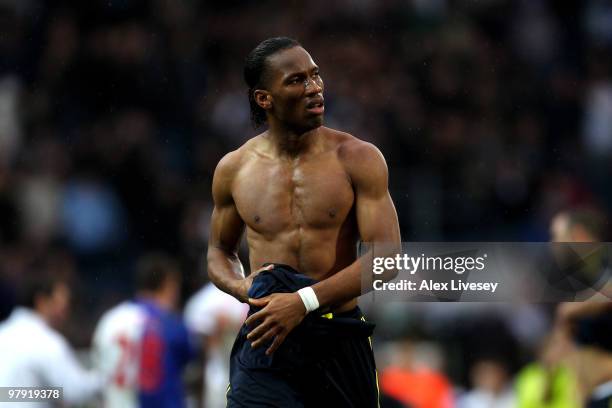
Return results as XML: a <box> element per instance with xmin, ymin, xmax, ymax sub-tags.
<box><xmin>321</xmin><ymin>128</ymin><xmax>386</xmax><ymax>170</ymax></box>
<box><xmin>215</xmin><ymin>149</ymin><xmax>242</xmax><ymax>177</ymax></box>
<box><xmin>212</xmin><ymin>135</ymin><xmax>268</xmax><ymax>203</ymax></box>
<box><xmin>320</xmin><ymin>127</ymin><xmax>388</xmax><ymax>189</ymax></box>
<box><xmin>215</xmin><ymin>132</ymin><xmax>268</xmax><ymax>178</ymax></box>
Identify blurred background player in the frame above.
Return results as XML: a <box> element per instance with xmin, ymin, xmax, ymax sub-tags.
<box><xmin>92</xmin><ymin>277</ymin><xmax>147</xmax><ymax>407</ymax></box>
<box><xmin>93</xmin><ymin>253</ymin><xmax>196</xmax><ymax>408</ymax></box>
<box><xmin>550</xmin><ymin>208</ymin><xmax>609</xmax><ymax>244</ymax></box>
<box><xmin>458</xmin><ymin>357</ymin><xmax>515</xmax><ymax>408</ymax></box>
<box><xmin>184</xmin><ymin>282</ymin><xmax>248</xmax><ymax>408</ymax></box>
<box><xmin>380</xmin><ymin>336</ymin><xmax>453</xmax><ymax>408</ymax></box>
<box><xmin>549</xmin><ymin>208</ymin><xmax>612</xmax><ymax>407</ymax></box>
<box><xmin>0</xmin><ymin>268</ymin><xmax>101</xmax><ymax>407</ymax></box>
<box><xmin>515</xmin><ymin>332</ymin><xmax>581</xmax><ymax>408</ymax></box>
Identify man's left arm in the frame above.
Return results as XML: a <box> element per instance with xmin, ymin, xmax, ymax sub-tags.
<box><xmin>246</xmin><ymin>141</ymin><xmax>400</xmax><ymax>354</ymax></box>
<box><xmin>311</xmin><ymin>141</ymin><xmax>401</xmax><ymax>308</ymax></box>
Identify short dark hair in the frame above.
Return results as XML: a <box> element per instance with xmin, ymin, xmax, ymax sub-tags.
<box><xmin>244</xmin><ymin>37</ymin><xmax>301</xmax><ymax>128</ymax></box>
<box><xmin>19</xmin><ymin>272</ymin><xmax>66</xmax><ymax>309</ymax></box>
<box><xmin>135</xmin><ymin>253</ymin><xmax>180</xmax><ymax>292</ymax></box>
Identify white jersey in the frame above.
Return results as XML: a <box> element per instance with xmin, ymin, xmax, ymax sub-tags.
<box><xmin>184</xmin><ymin>283</ymin><xmax>248</xmax><ymax>408</ymax></box>
<box><xmin>0</xmin><ymin>308</ymin><xmax>101</xmax><ymax>408</ymax></box>
<box><xmin>184</xmin><ymin>283</ymin><xmax>248</xmax><ymax>337</ymax></box>
<box><xmin>92</xmin><ymin>301</ymin><xmax>146</xmax><ymax>408</ymax></box>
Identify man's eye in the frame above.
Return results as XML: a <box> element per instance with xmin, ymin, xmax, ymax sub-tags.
<box><xmin>290</xmin><ymin>78</ymin><xmax>301</xmax><ymax>84</ymax></box>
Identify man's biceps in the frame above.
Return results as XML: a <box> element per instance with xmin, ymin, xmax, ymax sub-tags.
<box><xmin>211</xmin><ymin>204</ymin><xmax>235</xmax><ymax>221</ymax></box>
<box><xmin>210</xmin><ymin>229</ymin><xmax>243</xmax><ymax>253</ymax></box>
<box><xmin>357</xmin><ymin>197</ymin><xmax>397</xmax><ymax>233</ymax></box>
<box><xmin>211</xmin><ymin>206</ymin><xmax>244</xmax><ymax>232</ymax></box>
<box><xmin>357</xmin><ymin>194</ymin><xmax>394</xmax><ymax>217</ymax></box>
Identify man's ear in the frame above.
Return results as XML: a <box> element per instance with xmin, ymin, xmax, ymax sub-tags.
<box><xmin>254</xmin><ymin>90</ymin><xmax>272</xmax><ymax>110</ymax></box>
<box><xmin>34</xmin><ymin>293</ymin><xmax>47</xmax><ymax>312</ymax></box>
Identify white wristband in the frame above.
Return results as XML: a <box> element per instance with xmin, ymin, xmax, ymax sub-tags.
<box><xmin>297</xmin><ymin>287</ymin><xmax>319</xmax><ymax>313</ymax></box>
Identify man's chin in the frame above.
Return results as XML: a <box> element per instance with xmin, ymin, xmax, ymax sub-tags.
<box><xmin>289</xmin><ymin>117</ymin><xmax>324</xmax><ymax>134</ymax></box>
<box><xmin>306</xmin><ymin>116</ymin><xmax>324</xmax><ymax>129</ymax></box>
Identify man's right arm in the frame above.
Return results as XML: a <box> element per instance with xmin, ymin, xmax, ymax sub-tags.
<box><xmin>44</xmin><ymin>334</ymin><xmax>102</xmax><ymax>404</ymax></box>
<box><xmin>206</xmin><ymin>151</ymin><xmax>250</xmax><ymax>302</ymax></box>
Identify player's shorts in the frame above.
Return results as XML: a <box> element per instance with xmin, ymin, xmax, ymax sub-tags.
<box><xmin>226</xmin><ymin>264</ymin><xmax>379</xmax><ymax>408</ymax></box>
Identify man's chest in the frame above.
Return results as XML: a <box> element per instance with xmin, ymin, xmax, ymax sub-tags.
<box><xmin>232</xmin><ymin>157</ymin><xmax>355</xmax><ymax>232</ymax></box>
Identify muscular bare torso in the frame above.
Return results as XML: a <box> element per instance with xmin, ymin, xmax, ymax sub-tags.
<box><xmin>233</xmin><ymin>127</ymin><xmax>358</xmax><ymax>282</ymax></box>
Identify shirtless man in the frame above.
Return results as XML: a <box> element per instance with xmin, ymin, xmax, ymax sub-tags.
<box><xmin>207</xmin><ymin>37</ymin><xmax>400</xmax><ymax>407</ymax></box>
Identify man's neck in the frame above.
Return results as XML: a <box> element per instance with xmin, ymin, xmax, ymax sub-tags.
<box><xmin>31</xmin><ymin>307</ymin><xmax>55</xmax><ymax>329</ymax></box>
<box><xmin>265</xmin><ymin>121</ymin><xmax>321</xmax><ymax>159</ymax></box>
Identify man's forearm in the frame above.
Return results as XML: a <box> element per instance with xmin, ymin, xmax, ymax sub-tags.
<box><xmin>207</xmin><ymin>246</ymin><xmax>247</xmax><ymax>301</ymax></box>
<box><xmin>311</xmin><ymin>251</ymin><xmax>398</xmax><ymax>310</ymax></box>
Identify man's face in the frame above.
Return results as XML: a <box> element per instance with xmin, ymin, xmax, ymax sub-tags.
<box><xmin>39</xmin><ymin>282</ymin><xmax>70</xmax><ymax>328</ymax></box>
<box><xmin>261</xmin><ymin>46</ymin><xmax>325</xmax><ymax>131</ymax></box>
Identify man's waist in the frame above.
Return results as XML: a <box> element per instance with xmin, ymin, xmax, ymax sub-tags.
<box><xmin>256</xmin><ymin>263</ymin><xmax>357</xmax><ymax>313</ymax></box>
<box><xmin>332</xmin><ymin>298</ymin><xmax>359</xmax><ymax>314</ymax></box>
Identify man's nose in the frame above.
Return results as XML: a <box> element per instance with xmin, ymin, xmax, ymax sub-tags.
<box><xmin>304</xmin><ymin>77</ymin><xmax>322</xmax><ymax>94</ymax></box>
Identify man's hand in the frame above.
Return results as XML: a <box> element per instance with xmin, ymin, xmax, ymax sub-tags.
<box><xmin>235</xmin><ymin>264</ymin><xmax>274</xmax><ymax>303</ymax></box>
<box><xmin>245</xmin><ymin>292</ymin><xmax>307</xmax><ymax>355</ymax></box>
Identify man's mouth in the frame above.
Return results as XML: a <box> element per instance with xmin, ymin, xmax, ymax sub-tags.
<box><xmin>305</xmin><ymin>98</ymin><xmax>325</xmax><ymax>115</ymax></box>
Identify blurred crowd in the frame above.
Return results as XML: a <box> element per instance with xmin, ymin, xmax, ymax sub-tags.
<box><xmin>1</xmin><ymin>0</ymin><xmax>612</xmax><ymax>407</ymax></box>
